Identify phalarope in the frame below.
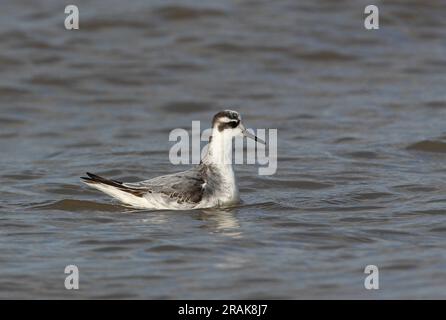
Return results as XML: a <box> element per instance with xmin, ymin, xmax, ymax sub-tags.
<box><xmin>81</xmin><ymin>110</ymin><xmax>265</xmax><ymax>210</ymax></box>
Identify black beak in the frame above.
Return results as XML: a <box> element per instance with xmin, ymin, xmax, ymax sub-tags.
<box><xmin>239</xmin><ymin>123</ymin><xmax>266</xmax><ymax>145</ymax></box>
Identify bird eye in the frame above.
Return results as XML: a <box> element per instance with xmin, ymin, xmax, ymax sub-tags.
<box><xmin>229</xmin><ymin>120</ymin><xmax>239</xmax><ymax>128</ymax></box>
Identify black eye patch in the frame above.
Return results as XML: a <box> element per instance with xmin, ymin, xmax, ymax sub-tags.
<box><xmin>229</xmin><ymin>120</ymin><xmax>239</xmax><ymax>128</ymax></box>
<box><xmin>217</xmin><ymin>120</ymin><xmax>240</xmax><ymax>131</ymax></box>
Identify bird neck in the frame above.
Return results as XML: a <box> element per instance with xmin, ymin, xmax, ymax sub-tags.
<box><xmin>201</xmin><ymin>128</ymin><xmax>239</xmax><ymax>204</ymax></box>
<box><xmin>202</xmin><ymin>129</ymin><xmax>234</xmax><ymax>170</ymax></box>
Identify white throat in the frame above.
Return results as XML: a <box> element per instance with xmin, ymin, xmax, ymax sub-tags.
<box><xmin>201</xmin><ymin>128</ymin><xmax>239</xmax><ymax>206</ymax></box>
<box><xmin>202</xmin><ymin>128</ymin><xmax>235</xmax><ymax>168</ymax></box>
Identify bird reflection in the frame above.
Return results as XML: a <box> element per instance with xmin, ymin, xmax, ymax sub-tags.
<box><xmin>198</xmin><ymin>207</ymin><xmax>242</xmax><ymax>238</ymax></box>
<box><xmin>129</xmin><ymin>206</ymin><xmax>242</xmax><ymax>238</ymax></box>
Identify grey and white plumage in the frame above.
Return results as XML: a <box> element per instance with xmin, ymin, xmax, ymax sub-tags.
<box><xmin>81</xmin><ymin>110</ymin><xmax>265</xmax><ymax>210</ymax></box>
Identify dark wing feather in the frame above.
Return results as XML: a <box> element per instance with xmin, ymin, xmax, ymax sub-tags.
<box><xmin>81</xmin><ymin>172</ymin><xmax>147</xmax><ymax>197</ymax></box>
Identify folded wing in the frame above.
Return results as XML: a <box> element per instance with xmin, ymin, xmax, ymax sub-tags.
<box><xmin>124</xmin><ymin>167</ymin><xmax>206</xmax><ymax>204</ymax></box>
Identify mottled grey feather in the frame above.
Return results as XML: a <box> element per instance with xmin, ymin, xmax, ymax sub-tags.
<box><xmin>123</xmin><ymin>166</ymin><xmax>206</xmax><ymax>204</ymax></box>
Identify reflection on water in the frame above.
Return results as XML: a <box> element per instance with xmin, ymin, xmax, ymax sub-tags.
<box><xmin>136</xmin><ymin>208</ymin><xmax>242</xmax><ymax>238</ymax></box>
<box><xmin>199</xmin><ymin>208</ymin><xmax>242</xmax><ymax>238</ymax></box>
<box><xmin>1</xmin><ymin>0</ymin><xmax>446</xmax><ymax>299</ymax></box>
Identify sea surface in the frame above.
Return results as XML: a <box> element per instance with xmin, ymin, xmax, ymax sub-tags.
<box><xmin>1</xmin><ymin>0</ymin><xmax>446</xmax><ymax>299</ymax></box>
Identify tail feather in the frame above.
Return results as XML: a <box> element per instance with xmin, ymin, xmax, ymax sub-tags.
<box><xmin>82</xmin><ymin>172</ymin><xmax>123</xmax><ymax>187</ymax></box>
<box><xmin>81</xmin><ymin>172</ymin><xmax>146</xmax><ymax>197</ymax></box>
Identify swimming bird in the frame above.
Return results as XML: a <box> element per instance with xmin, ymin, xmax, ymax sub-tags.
<box><xmin>81</xmin><ymin>110</ymin><xmax>265</xmax><ymax>210</ymax></box>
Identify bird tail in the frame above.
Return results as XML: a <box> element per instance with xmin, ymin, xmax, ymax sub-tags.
<box><xmin>81</xmin><ymin>172</ymin><xmax>145</xmax><ymax>197</ymax></box>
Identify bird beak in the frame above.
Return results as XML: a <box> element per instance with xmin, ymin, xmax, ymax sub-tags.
<box><xmin>239</xmin><ymin>123</ymin><xmax>266</xmax><ymax>145</ymax></box>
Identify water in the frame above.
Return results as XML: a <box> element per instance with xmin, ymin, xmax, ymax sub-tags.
<box><xmin>1</xmin><ymin>0</ymin><xmax>446</xmax><ymax>299</ymax></box>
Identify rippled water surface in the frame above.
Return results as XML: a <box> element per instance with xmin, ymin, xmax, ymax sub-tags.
<box><xmin>1</xmin><ymin>0</ymin><xmax>446</xmax><ymax>299</ymax></box>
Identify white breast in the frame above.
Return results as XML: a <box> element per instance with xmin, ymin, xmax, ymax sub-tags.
<box><xmin>197</xmin><ymin>163</ymin><xmax>239</xmax><ymax>208</ymax></box>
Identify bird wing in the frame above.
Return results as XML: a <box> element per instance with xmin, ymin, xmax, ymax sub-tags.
<box><xmin>123</xmin><ymin>167</ymin><xmax>206</xmax><ymax>204</ymax></box>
